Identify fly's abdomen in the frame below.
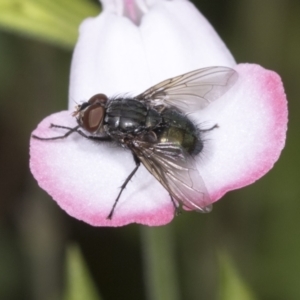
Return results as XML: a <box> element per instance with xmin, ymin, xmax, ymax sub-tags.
<box><xmin>157</xmin><ymin>108</ymin><xmax>203</xmax><ymax>155</ymax></box>
<box><xmin>105</xmin><ymin>98</ymin><xmax>161</xmax><ymax>136</ymax></box>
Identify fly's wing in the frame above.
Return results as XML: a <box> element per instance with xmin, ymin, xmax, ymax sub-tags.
<box><xmin>135</xmin><ymin>66</ymin><xmax>238</xmax><ymax>113</ymax></box>
<box><xmin>130</xmin><ymin>139</ymin><xmax>212</xmax><ymax>212</ymax></box>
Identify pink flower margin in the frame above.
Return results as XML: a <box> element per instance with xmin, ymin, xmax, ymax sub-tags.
<box><xmin>29</xmin><ymin>0</ymin><xmax>288</xmax><ymax>227</ymax></box>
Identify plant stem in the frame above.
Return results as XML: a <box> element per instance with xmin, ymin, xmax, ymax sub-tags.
<box><xmin>140</xmin><ymin>225</ymin><xmax>180</xmax><ymax>300</ymax></box>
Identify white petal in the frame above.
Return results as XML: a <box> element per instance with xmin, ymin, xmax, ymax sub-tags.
<box><xmin>69</xmin><ymin>0</ymin><xmax>235</xmax><ymax>110</ymax></box>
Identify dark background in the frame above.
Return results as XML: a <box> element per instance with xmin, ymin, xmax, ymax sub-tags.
<box><xmin>0</xmin><ymin>0</ymin><xmax>299</xmax><ymax>299</ymax></box>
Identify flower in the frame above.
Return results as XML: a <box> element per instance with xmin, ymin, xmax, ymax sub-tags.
<box><xmin>30</xmin><ymin>0</ymin><xmax>287</xmax><ymax>227</ymax></box>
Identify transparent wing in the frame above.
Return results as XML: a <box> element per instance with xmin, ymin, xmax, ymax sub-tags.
<box><xmin>135</xmin><ymin>66</ymin><xmax>238</xmax><ymax>113</ymax></box>
<box><xmin>130</xmin><ymin>138</ymin><xmax>212</xmax><ymax>212</ymax></box>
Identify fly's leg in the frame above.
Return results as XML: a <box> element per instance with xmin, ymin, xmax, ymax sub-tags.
<box><xmin>107</xmin><ymin>154</ymin><xmax>141</xmax><ymax>220</ymax></box>
<box><xmin>32</xmin><ymin>124</ymin><xmax>112</xmax><ymax>141</ymax></box>
<box><xmin>169</xmin><ymin>194</ymin><xmax>182</xmax><ymax>216</ymax></box>
<box><xmin>32</xmin><ymin>125</ymin><xmax>80</xmax><ymax>141</ymax></box>
<box><xmin>160</xmin><ymin>171</ymin><xmax>182</xmax><ymax>217</ymax></box>
<box><xmin>201</xmin><ymin>124</ymin><xmax>219</xmax><ymax>132</ymax></box>
<box><xmin>50</xmin><ymin>124</ymin><xmax>112</xmax><ymax>141</ymax></box>
<box><xmin>50</xmin><ymin>124</ymin><xmax>74</xmax><ymax>130</ymax></box>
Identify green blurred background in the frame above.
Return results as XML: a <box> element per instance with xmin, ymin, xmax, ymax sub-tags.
<box><xmin>0</xmin><ymin>0</ymin><xmax>299</xmax><ymax>299</ymax></box>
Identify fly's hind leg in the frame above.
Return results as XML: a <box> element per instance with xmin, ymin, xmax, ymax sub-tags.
<box><xmin>200</xmin><ymin>124</ymin><xmax>219</xmax><ymax>132</ymax></box>
<box><xmin>107</xmin><ymin>154</ymin><xmax>141</xmax><ymax>220</ymax></box>
<box><xmin>170</xmin><ymin>194</ymin><xmax>182</xmax><ymax>216</ymax></box>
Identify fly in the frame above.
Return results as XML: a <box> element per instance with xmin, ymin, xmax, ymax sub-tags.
<box><xmin>32</xmin><ymin>66</ymin><xmax>238</xmax><ymax>219</ymax></box>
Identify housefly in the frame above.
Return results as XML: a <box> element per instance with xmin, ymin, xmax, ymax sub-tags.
<box><xmin>32</xmin><ymin>66</ymin><xmax>238</xmax><ymax>219</ymax></box>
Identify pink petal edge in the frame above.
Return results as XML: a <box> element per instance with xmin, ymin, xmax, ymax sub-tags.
<box><xmin>210</xmin><ymin>63</ymin><xmax>288</xmax><ymax>201</ymax></box>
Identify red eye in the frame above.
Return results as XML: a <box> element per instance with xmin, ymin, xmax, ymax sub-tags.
<box><xmin>81</xmin><ymin>94</ymin><xmax>108</xmax><ymax>133</ymax></box>
<box><xmin>88</xmin><ymin>93</ymin><xmax>108</xmax><ymax>105</ymax></box>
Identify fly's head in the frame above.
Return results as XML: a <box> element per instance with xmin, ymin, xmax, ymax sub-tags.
<box><xmin>73</xmin><ymin>93</ymin><xmax>108</xmax><ymax>133</ymax></box>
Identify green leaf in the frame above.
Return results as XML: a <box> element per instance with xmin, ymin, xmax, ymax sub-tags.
<box><xmin>0</xmin><ymin>0</ymin><xmax>100</xmax><ymax>49</ymax></box>
<box><xmin>218</xmin><ymin>252</ymin><xmax>256</xmax><ymax>300</ymax></box>
<box><xmin>64</xmin><ymin>244</ymin><xmax>102</xmax><ymax>300</ymax></box>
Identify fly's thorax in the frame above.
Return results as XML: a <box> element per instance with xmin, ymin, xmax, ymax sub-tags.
<box><xmin>105</xmin><ymin>98</ymin><xmax>161</xmax><ymax>137</ymax></box>
<box><xmin>157</xmin><ymin>108</ymin><xmax>203</xmax><ymax>155</ymax></box>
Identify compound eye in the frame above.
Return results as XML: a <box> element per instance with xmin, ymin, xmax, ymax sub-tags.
<box><xmin>79</xmin><ymin>94</ymin><xmax>107</xmax><ymax>133</ymax></box>
<box><xmin>81</xmin><ymin>103</ymin><xmax>105</xmax><ymax>133</ymax></box>
<box><xmin>88</xmin><ymin>93</ymin><xmax>108</xmax><ymax>105</ymax></box>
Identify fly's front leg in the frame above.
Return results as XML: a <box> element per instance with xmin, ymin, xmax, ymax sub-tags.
<box><xmin>32</xmin><ymin>124</ymin><xmax>112</xmax><ymax>142</ymax></box>
<box><xmin>32</xmin><ymin>125</ymin><xmax>81</xmax><ymax>141</ymax></box>
<box><xmin>107</xmin><ymin>154</ymin><xmax>141</xmax><ymax>220</ymax></box>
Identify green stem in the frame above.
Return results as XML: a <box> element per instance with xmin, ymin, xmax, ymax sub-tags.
<box><xmin>140</xmin><ymin>225</ymin><xmax>180</xmax><ymax>300</ymax></box>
